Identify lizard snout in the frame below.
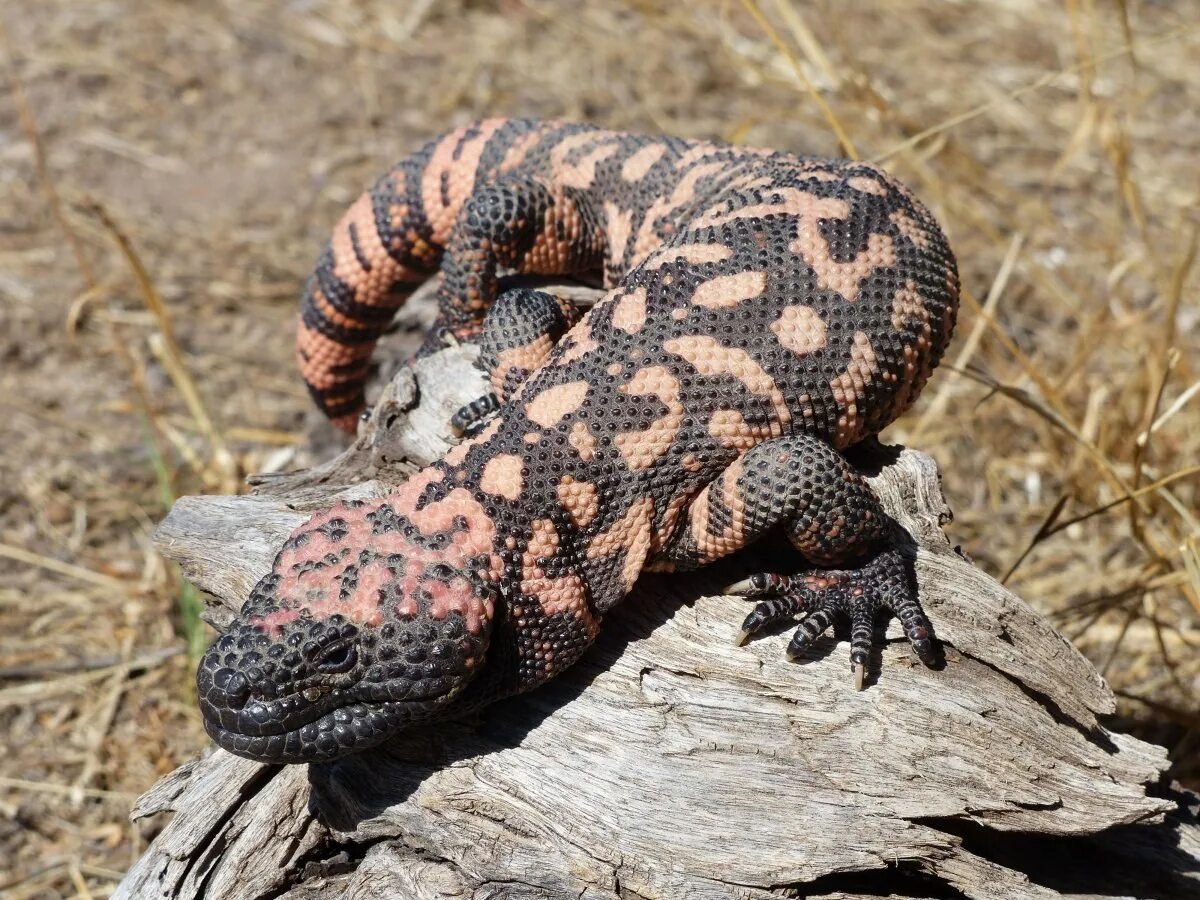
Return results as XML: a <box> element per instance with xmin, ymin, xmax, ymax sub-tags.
<box><xmin>209</xmin><ymin>667</ymin><xmax>252</xmax><ymax>710</ymax></box>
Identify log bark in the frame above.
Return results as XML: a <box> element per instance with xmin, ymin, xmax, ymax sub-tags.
<box><xmin>118</xmin><ymin>283</ymin><xmax>1200</xmax><ymax>900</ymax></box>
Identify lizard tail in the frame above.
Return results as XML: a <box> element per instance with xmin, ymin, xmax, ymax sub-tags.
<box><xmin>296</xmin><ymin>120</ymin><xmax>509</xmax><ymax>432</ymax></box>
<box><xmin>295</xmin><ymin>152</ymin><xmax>440</xmax><ymax>432</ymax></box>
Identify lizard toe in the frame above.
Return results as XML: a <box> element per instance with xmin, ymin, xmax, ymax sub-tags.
<box><xmin>731</xmin><ymin>548</ymin><xmax>939</xmax><ymax>688</ymax></box>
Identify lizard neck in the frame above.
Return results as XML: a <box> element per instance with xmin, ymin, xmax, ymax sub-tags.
<box><xmin>433</xmin><ymin>413</ymin><xmax>632</xmax><ymax>697</ymax></box>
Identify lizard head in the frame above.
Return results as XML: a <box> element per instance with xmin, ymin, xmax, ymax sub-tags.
<box><xmin>197</xmin><ymin>490</ymin><xmax>502</xmax><ymax>763</ymax></box>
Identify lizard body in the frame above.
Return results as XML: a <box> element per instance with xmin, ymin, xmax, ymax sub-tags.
<box><xmin>199</xmin><ymin>119</ymin><xmax>959</xmax><ymax>762</ymax></box>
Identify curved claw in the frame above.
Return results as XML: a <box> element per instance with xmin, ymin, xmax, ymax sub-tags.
<box><xmin>854</xmin><ymin>661</ymin><xmax>866</xmax><ymax>692</ymax></box>
<box><xmin>722</xmin><ymin>572</ymin><xmax>790</xmax><ymax>598</ymax></box>
<box><xmin>723</xmin><ymin>577</ymin><xmax>756</xmax><ymax>597</ymax></box>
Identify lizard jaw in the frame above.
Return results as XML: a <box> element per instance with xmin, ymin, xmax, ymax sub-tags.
<box><xmin>197</xmin><ymin>669</ymin><xmax>463</xmax><ymax>762</ymax></box>
<box><xmin>201</xmin><ymin>696</ymin><xmax>421</xmax><ymax>763</ymax></box>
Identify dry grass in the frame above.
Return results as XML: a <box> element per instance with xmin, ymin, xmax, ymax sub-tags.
<box><xmin>0</xmin><ymin>0</ymin><xmax>1197</xmax><ymax>895</ymax></box>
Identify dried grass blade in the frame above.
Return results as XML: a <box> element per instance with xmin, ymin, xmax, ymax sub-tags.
<box><xmin>84</xmin><ymin>200</ymin><xmax>234</xmax><ymax>482</ymax></box>
<box><xmin>737</xmin><ymin>0</ymin><xmax>858</xmax><ymax>158</ymax></box>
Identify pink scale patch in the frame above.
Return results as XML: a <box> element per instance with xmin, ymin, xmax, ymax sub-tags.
<box><xmin>254</xmin><ymin>464</ymin><xmax>504</xmax><ymax>637</ymax></box>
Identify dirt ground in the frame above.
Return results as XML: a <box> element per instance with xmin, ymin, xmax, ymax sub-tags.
<box><xmin>1</xmin><ymin>0</ymin><xmax>1197</xmax><ymax>896</ymax></box>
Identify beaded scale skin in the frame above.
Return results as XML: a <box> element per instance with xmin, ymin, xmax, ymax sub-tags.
<box><xmin>198</xmin><ymin>119</ymin><xmax>960</xmax><ymax>762</ymax></box>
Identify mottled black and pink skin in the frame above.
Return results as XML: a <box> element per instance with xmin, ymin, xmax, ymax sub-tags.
<box><xmin>200</xmin><ymin>119</ymin><xmax>959</xmax><ymax>762</ymax></box>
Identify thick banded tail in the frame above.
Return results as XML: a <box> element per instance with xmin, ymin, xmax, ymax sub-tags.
<box><xmin>295</xmin><ymin>120</ymin><xmax>510</xmax><ymax>431</ymax></box>
<box><xmin>296</xmin><ymin>152</ymin><xmax>438</xmax><ymax>431</ymax></box>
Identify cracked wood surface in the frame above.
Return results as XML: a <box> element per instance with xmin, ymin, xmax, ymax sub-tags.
<box><xmin>118</xmin><ymin>283</ymin><xmax>1200</xmax><ymax>900</ymax></box>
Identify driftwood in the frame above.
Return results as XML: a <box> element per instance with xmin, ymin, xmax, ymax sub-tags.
<box><xmin>118</xmin><ymin>283</ymin><xmax>1200</xmax><ymax>899</ymax></box>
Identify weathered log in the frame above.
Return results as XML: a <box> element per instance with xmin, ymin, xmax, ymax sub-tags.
<box><xmin>118</xmin><ymin>284</ymin><xmax>1199</xmax><ymax>900</ymax></box>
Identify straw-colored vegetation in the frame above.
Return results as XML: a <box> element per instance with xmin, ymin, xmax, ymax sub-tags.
<box><xmin>1</xmin><ymin>1</ymin><xmax>1196</xmax><ymax>895</ymax></box>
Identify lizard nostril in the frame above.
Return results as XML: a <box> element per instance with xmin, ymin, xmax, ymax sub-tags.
<box><xmin>315</xmin><ymin>643</ymin><xmax>358</xmax><ymax>675</ymax></box>
<box><xmin>213</xmin><ymin>668</ymin><xmax>252</xmax><ymax>709</ymax></box>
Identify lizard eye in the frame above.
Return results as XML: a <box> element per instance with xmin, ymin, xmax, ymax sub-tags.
<box><xmin>315</xmin><ymin>642</ymin><xmax>358</xmax><ymax>674</ymax></box>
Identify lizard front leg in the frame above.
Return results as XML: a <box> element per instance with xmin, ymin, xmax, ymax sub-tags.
<box><xmin>663</xmin><ymin>434</ymin><xmax>937</xmax><ymax>688</ymax></box>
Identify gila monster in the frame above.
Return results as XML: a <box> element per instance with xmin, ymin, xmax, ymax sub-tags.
<box><xmin>198</xmin><ymin>118</ymin><xmax>959</xmax><ymax>762</ymax></box>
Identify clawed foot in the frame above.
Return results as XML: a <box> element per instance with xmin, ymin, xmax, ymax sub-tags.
<box><xmin>450</xmin><ymin>393</ymin><xmax>501</xmax><ymax>438</ymax></box>
<box><xmin>723</xmin><ymin>549</ymin><xmax>937</xmax><ymax>690</ymax></box>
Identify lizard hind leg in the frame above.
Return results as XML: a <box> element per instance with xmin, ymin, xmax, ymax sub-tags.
<box><xmin>450</xmin><ymin>287</ymin><xmax>582</xmax><ymax>436</ymax></box>
<box><xmin>423</xmin><ymin>176</ymin><xmax>602</xmax><ymax>357</ymax></box>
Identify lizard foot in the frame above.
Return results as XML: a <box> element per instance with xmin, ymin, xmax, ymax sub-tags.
<box><xmin>450</xmin><ymin>392</ymin><xmax>501</xmax><ymax>438</ymax></box>
<box><xmin>724</xmin><ymin>548</ymin><xmax>937</xmax><ymax>690</ymax></box>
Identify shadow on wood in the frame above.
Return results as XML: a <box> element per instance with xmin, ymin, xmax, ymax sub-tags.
<box><xmin>117</xmin><ymin>283</ymin><xmax>1199</xmax><ymax>900</ymax></box>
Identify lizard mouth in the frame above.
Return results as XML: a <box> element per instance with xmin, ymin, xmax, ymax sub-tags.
<box><xmin>198</xmin><ymin>663</ymin><xmax>461</xmax><ymax>763</ymax></box>
<box><xmin>202</xmin><ymin>696</ymin><xmax>411</xmax><ymax>762</ymax></box>
<box><xmin>199</xmin><ymin>681</ymin><xmax>452</xmax><ymax>762</ymax></box>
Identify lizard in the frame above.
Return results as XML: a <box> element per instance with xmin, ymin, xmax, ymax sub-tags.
<box><xmin>198</xmin><ymin>118</ymin><xmax>959</xmax><ymax>763</ymax></box>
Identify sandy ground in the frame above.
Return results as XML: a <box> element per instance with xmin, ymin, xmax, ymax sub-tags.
<box><xmin>1</xmin><ymin>1</ymin><xmax>1197</xmax><ymax>895</ymax></box>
